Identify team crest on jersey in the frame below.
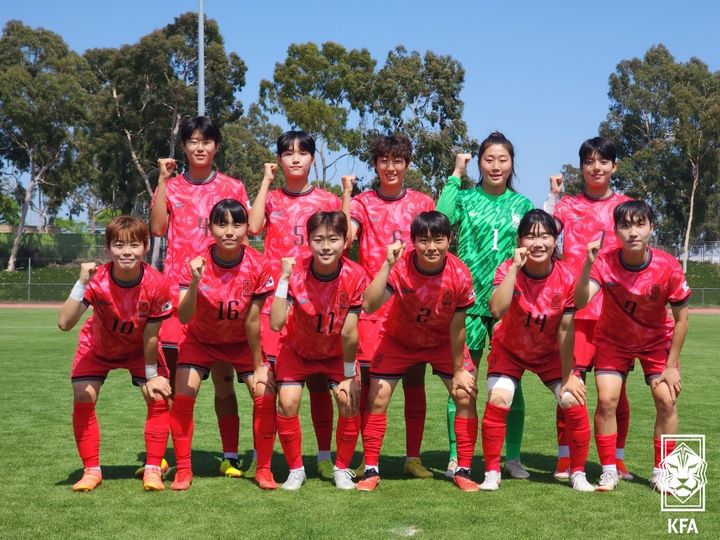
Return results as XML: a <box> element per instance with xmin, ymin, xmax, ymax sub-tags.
<box><xmin>242</xmin><ymin>280</ymin><xmax>253</xmax><ymax>296</ymax></box>
<box><xmin>551</xmin><ymin>293</ymin><xmax>562</xmax><ymax>310</ymax></box>
<box><xmin>442</xmin><ymin>290</ymin><xmax>453</xmax><ymax>306</ymax></box>
<box><xmin>649</xmin><ymin>284</ymin><xmax>661</xmax><ymax>301</ymax></box>
<box><xmin>138</xmin><ymin>301</ymin><xmax>150</xmax><ymax>316</ymax></box>
<box><xmin>511</xmin><ymin>213</ymin><xmax>521</xmax><ymax>228</ymax></box>
<box><xmin>338</xmin><ymin>291</ymin><xmax>349</xmax><ymax>308</ymax></box>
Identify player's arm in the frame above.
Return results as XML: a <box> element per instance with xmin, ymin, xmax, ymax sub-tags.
<box><xmin>651</xmin><ymin>303</ymin><xmax>689</xmax><ymax>401</ymax></box>
<box><xmin>177</xmin><ymin>256</ymin><xmax>206</xmax><ymax>324</ymax></box>
<box><xmin>574</xmin><ymin>240</ymin><xmax>602</xmax><ymax>309</ymax></box>
<box><xmin>270</xmin><ymin>257</ymin><xmax>295</xmax><ymax>331</ymax></box>
<box><xmin>450</xmin><ymin>310</ymin><xmax>477</xmax><ymax>399</ymax></box>
<box><xmin>248</xmin><ymin>298</ymin><xmax>275</xmax><ymax>394</ymax></box>
<box><xmin>543</xmin><ymin>174</ymin><xmax>563</xmax><ymax>214</ymax></box>
<box><xmin>557</xmin><ymin>311</ymin><xmax>584</xmax><ymax>404</ymax></box>
<box><xmin>58</xmin><ymin>262</ymin><xmax>96</xmax><ymax>331</ymax></box>
<box><xmin>150</xmin><ymin>158</ymin><xmax>176</xmax><ymax>236</ymax></box>
<box><xmin>489</xmin><ymin>249</ymin><xmax>527</xmax><ymax>319</ymax></box>
<box><xmin>436</xmin><ymin>153</ymin><xmax>471</xmax><ymax>223</ymax></box>
<box><xmin>362</xmin><ymin>241</ymin><xmax>405</xmax><ymax>313</ymax></box>
<box><xmin>341</xmin><ymin>175</ymin><xmax>355</xmax><ymax>247</ymax></box>
<box><xmin>248</xmin><ymin>163</ymin><xmax>276</xmax><ymax>236</ymax></box>
<box><xmin>336</xmin><ymin>311</ymin><xmax>360</xmax><ymax>413</ymax></box>
<box><xmin>142</xmin><ymin>320</ymin><xmax>171</xmax><ymax>399</ymax></box>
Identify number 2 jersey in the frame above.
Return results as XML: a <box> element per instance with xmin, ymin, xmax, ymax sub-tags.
<box><xmin>589</xmin><ymin>247</ymin><xmax>691</xmax><ymax>353</ymax></box>
<box><xmin>78</xmin><ymin>262</ymin><xmax>172</xmax><ymax>359</ymax></box>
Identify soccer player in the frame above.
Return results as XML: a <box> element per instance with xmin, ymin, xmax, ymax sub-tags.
<box><xmin>479</xmin><ymin>209</ymin><xmax>594</xmax><ymax>492</ymax></box>
<box><xmin>575</xmin><ymin>201</ymin><xmax>690</xmax><ymax>492</ymax></box>
<box><xmin>357</xmin><ymin>211</ymin><xmax>480</xmax><ymax>492</ymax></box>
<box><xmin>58</xmin><ymin>216</ymin><xmax>172</xmax><ymax>492</ymax></box>
<box><xmin>270</xmin><ymin>212</ymin><xmax>365</xmax><ymax>490</ymax></box>
<box><xmin>169</xmin><ymin>199</ymin><xmax>276</xmax><ymax>491</ymax></box>
<box><xmin>543</xmin><ymin>137</ymin><xmax>634</xmax><ymax>480</ymax></box>
<box><xmin>437</xmin><ymin>133</ymin><xmax>534</xmax><ymax>479</ymax></box>
<box><xmin>349</xmin><ymin>134</ymin><xmax>435</xmax><ymax>479</ymax></box>
<box><xmin>248</xmin><ymin>131</ymin><xmax>353</xmax><ymax>480</ymax></box>
<box><xmin>150</xmin><ymin>116</ymin><xmax>251</xmax><ymax>479</ymax></box>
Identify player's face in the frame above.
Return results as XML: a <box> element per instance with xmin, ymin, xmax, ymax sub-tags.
<box><xmin>581</xmin><ymin>151</ymin><xmax>616</xmax><ymax>191</ymax></box>
<box><xmin>278</xmin><ymin>139</ymin><xmax>314</xmax><ymax>182</ymax></box>
<box><xmin>615</xmin><ymin>216</ymin><xmax>653</xmax><ymax>254</ymax></box>
<box><xmin>182</xmin><ymin>130</ymin><xmax>218</xmax><ymax>170</ymax></box>
<box><xmin>210</xmin><ymin>212</ymin><xmax>247</xmax><ymax>254</ymax></box>
<box><xmin>108</xmin><ymin>236</ymin><xmax>147</xmax><ymax>274</ymax></box>
<box><xmin>413</xmin><ymin>232</ymin><xmax>450</xmax><ymax>271</ymax></box>
<box><xmin>479</xmin><ymin>144</ymin><xmax>512</xmax><ymax>191</ymax></box>
<box><xmin>309</xmin><ymin>224</ymin><xmax>345</xmax><ymax>271</ymax></box>
<box><xmin>519</xmin><ymin>223</ymin><xmax>556</xmax><ymax>267</ymax></box>
<box><xmin>376</xmin><ymin>155</ymin><xmax>408</xmax><ymax>189</ymax></box>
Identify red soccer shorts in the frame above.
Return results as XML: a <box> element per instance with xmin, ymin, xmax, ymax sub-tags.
<box><xmin>357</xmin><ymin>317</ymin><xmax>382</xmax><ymax>368</ymax></box>
<box><xmin>595</xmin><ymin>342</ymin><xmax>675</xmax><ymax>384</ymax></box>
<box><xmin>573</xmin><ymin>319</ymin><xmax>597</xmax><ymax>372</ymax></box>
<box><xmin>274</xmin><ymin>344</ymin><xmax>345</xmax><ymax>386</ymax></box>
<box><xmin>158</xmin><ymin>308</ymin><xmax>186</xmax><ymax>348</ymax></box>
<box><xmin>260</xmin><ymin>311</ymin><xmax>283</xmax><ymax>361</ymax></box>
<box><xmin>71</xmin><ymin>342</ymin><xmax>169</xmax><ymax>386</ymax></box>
<box><xmin>178</xmin><ymin>336</ymin><xmax>257</xmax><ymax>381</ymax></box>
<box><xmin>487</xmin><ymin>341</ymin><xmax>562</xmax><ymax>386</ymax></box>
<box><xmin>369</xmin><ymin>333</ymin><xmax>474</xmax><ymax>380</ymax></box>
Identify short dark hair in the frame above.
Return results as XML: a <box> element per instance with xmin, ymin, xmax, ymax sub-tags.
<box><xmin>209</xmin><ymin>199</ymin><xmax>248</xmax><ymax>225</ymax></box>
<box><xmin>579</xmin><ymin>136</ymin><xmax>617</xmax><ymax>166</ymax></box>
<box><xmin>410</xmin><ymin>211</ymin><xmax>452</xmax><ymax>241</ymax></box>
<box><xmin>478</xmin><ymin>131</ymin><xmax>516</xmax><ymax>191</ymax></box>
<box><xmin>180</xmin><ymin>116</ymin><xmax>221</xmax><ymax>145</ymax></box>
<box><xmin>517</xmin><ymin>209</ymin><xmax>561</xmax><ymax>260</ymax></box>
<box><xmin>105</xmin><ymin>216</ymin><xmax>150</xmax><ymax>249</ymax></box>
<box><xmin>277</xmin><ymin>130</ymin><xmax>316</xmax><ymax>156</ymax></box>
<box><xmin>306</xmin><ymin>211</ymin><xmax>348</xmax><ymax>239</ymax></box>
<box><xmin>613</xmin><ymin>200</ymin><xmax>655</xmax><ymax>228</ymax></box>
<box><xmin>371</xmin><ymin>134</ymin><xmax>412</xmax><ymax>164</ymax></box>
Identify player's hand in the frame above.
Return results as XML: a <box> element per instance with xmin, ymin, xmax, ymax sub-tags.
<box><xmin>341</xmin><ymin>175</ymin><xmax>356</xmax><ymax>194</ymax></box>
<box><xmin>262</xmin><ymin>163</ymin><xmax>278</xmax><ymax>185</ymax></box>
<box><xmin>335</xmin><ymin>377</ymin><xmax>360</xmax><ymax>414</ymax></box>
<box><xmin>585</xmin><ymin>239</ymin><xmax>601</xmax><ymax>266</ymax></box>
<box><xmin>385</xmin><ymin>241</ymin><xmax>405</xmax><ymax>267</ymax></box>
<box><xmin>452</xmin><ymin>369</ymin><xmax>478</xmax><ymax>400</ymax></box>
<box><xmin>549</xmin><ymin>174</ymin><xmax>563</xmax><ymax>194</ymax></box>
<box><xmin>452</xmin><ymin>153</ymin><xmax>472</xmax><ymax>178</ymax></box>
<box><xmin>189</xmin><ymin>256</ymin><xmax>206</xmax><ymax>283</ymax></box>
<box><xmin>158</xmin><ymin>158</ymin><xmax>176</xmax><ymax>180</ymax></box>
<box><xmin>144</xmin><ymin>375</ymin><xmax>172</xmax><ymax>400</ymax></box>
<box><xmin>512</xmin><ymin>247</ymin><xmax>528</xmax><ymax>269</ymax></box>
<box><xmin>252</xmin><ymin>364</ymin><xmax>276</xmax><ymax>394</ymax></box>
<box><xmin>79</xmin><ymin>262</ymin><xmax>98</xmax><ymax>284</ymax></box>
<box><xmin>652</xmin><ymin>366</ymin><xmax>682</xmax><ymax>402</ymax></box>
<box><xmin>280</xmin><ymin>257</ymin><xmax>296</xmax><ymax>280</ymax></box>
<box><xmin>560</xmin><ymin>376</ymin><xmax>586</xmax><ymax>406</ymax></box>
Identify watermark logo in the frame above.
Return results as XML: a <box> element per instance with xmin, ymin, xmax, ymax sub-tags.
<box><xmin>660</xmin><ymin>434</ymin><xmax>706</xmax><ymax>512</ymax></box>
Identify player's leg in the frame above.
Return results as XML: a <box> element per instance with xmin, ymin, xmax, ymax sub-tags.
<box><xmin>169</xmin><ymin>366</ymin><xmax>204</xmax><ymax>490</ymax></box>
<box><xmin>71</xmin><ymin>380</ymin><xmax>104</xmax><ymax>492</ymax></box>
<box><xmin>479</xmin><ymin>375</ymin><xmax>515</xmax><ymax>490</ymax></box>
<box><xmin>209</xmin><ymin>361</ymin><xmax>242</xmax><ymax>478</ymax></box>
<box><xmin>331</xmin><ymin>379</ymin><xmax>361</xmax><ymax>490</ymax></box>
<box><xmin>402</xmin><ymin>363</ymin><xmax>430</xmax><ymax>478</ymax></box>
<box><xmin>276</xmin><ymin>383</ymin><xmax>306</xmax><ymax>490</ymax></box>
<box><xmin>594</xmin><ymin>371</ymin><xmax>624</xmax><ymax>491</ymax></box>
<box><xmin>646</xmin><ymin>354</ymin><xmax>679</xmax><ymax>492</ymax></box>
<box><xmin>615</xmin><ymin>379</ymin><xmax>633</xmax><ymax>479</ymax></box>
<box><xmin>305</xmin><ymin>373</ymin><xmax>334</xmax><ymax>479</ymax></box>
<box><xmin>440</xmin><ymin>374</ymin><xmax>479</xmax><ymax>492</ymax></box>
<box><xmin>139</xmin><ymin>384</ymin><xmax>170</xmax><ymax>491</ymax></box>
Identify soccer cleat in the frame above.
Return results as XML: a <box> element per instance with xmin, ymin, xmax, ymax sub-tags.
<box><xmin>354</xmin><ymin>460</ymin><xmax>366</xmax><ymax>477</ymax></box>
<box><xmin>596</xmin><ymin>470</ymin><xmax>620</xmax><ymax>492</ymax></box>
<box><xmin>616</xmin><ymin>459</ymin><xmax>634</xmax><ymax>481</ymax></box>
<box><xmin>72</xmin><ymin>469</ymin><xmax>102</xmax><ymax>492</ymax></box>
<box><xmin>255</xmin><ymin>467</ymin><xmax>277</xmax><ymax>490</ymax></box>
<box><xmin>244</xmin><ymin>459</ymin><xmax>257</xmax><ymax>479</ymax></box>
<box><xmin>282</xmin><ymin>469</ymin><xmax>307</xmax><ymax>491</ymax></box>
<box><xmin>219</xmin><ymin>458</ymin><xmax>243</xmax><ymax>478</ymax></box>
<box><xmin>333</xmin><ymin>468</ymin><xmax>356</xmax><ymax>490</ymax></box>
<box><xmin>570</xmin><ymin>471</ymin><xmax>595</xmax><ymax>492</ymax></box>
<box><xmin>445</xmin><ymin>457</ymin><xmax>458</xmax><ymax>478</ymax></box>
<box><xmin>170</xmin><ymin>468</ymin><xmax>193</xmax><ymax>491</ymax></box>
<box><xmin>553</xmin><ymin>456</ymin><xmax>571</xmax><ymax>480</ymax></box>
<box><xmin>142</xmin><ymin>468</ymin><xmax>165</xmax><ymax>491</ymax></box>
<box><xmin>317</xmin><ymin>459</ymin><xmax>334</xmax><ymax>480</ymax></box>
<box><xmin>651</xmin><ymin>470</ymin><xmax>674</xmax><ymax>494</ymax></box>
<box><xmin>134</xmin><ymin>458</ymin><xmax>170</xmax><ymax>479</ymax></box>
<box><xmin>479</xmin><ymin>470</ymin><xmax>501</xmax><ymax>491</ymax></box>
<box><xmin>504</xmin><ymin>459</ymin><xmax>530</xmax><ymax>479</ymax></box>
<box><xmin>356</xmin><ymin>469</ymin><xmax>381</xmax><ymax>492</ymax></box>
<box><xmin>453</xmin><ymin>468</ymin><xmax>479</xmax><ymax>492</ymax></box>
<box><xmin>404</xmin><ymin>457</ymin><xmax>433</xmax><ymax>479</ymax></box>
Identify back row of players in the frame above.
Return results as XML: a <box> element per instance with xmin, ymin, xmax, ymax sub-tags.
<box><xmin>60</xmin><ymin>118</ymin><xmax>689</xmax><ymax>493</ymax></box>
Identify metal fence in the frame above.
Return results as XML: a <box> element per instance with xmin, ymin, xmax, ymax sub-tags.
<box><xmin>654</xmin><ymin>242</ymin><xmax>720</xmax><ymax>264</ymax></box>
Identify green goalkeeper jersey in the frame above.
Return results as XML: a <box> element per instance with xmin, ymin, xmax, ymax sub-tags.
<box><xmin>437</xmin><ymin>175</ymin><xmax>534</xmax><ymax>317</ymax></box>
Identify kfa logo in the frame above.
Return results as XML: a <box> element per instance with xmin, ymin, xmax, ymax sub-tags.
<box><xmin>667</xmin><ymin>519</ymin><xmax>698</xmax><ymax>534</ymax></box>
<box><xmin>660</xmin><ymin>434</ymin><xmax>706</xmax><ymax>513</ymax></box>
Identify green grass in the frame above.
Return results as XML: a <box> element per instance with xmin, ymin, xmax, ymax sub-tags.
<box><xmin>0</xmin><ymin>310</ymin><xmax>718</xmax><ymax>539</ymax></box>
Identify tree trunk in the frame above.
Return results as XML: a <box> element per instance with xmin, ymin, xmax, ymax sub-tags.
<box><xmin>681</xmin><ymin>165</ymin><xmax>700</xmax><ymax>272</ymax></box>
<box><xmin>6</xmin><ymin>159</ymin><xmax>36</xmax><ymax>272</ymax></box>
<box><xmin>168</xmin><ymin>112</ymin><xmax>181</xmax><ymax>159</ymax></box>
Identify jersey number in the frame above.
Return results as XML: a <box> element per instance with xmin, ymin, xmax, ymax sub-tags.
<box><xmin>491</xmin><ymin>228</ymin><xmax>499</xmax><ymax>251</ymax></box>
<box><xmin>416</xmin><ymin>307</ymin><xmax>432</xmax><ymax>323</ymax></box>
<box><xmin>111</xmin><ymin>318</ymin><xmax>135</xmax><ymax>334</ymax></box>
<box><xmin>217</xmin><ymin>300</ymin><xmax>240</xmax><ymax>320</ymax></box>
<box><xmin>524</xmin><ymin>313</ymin><xmax>547</xmax><ymax>332</ymax></box>
<box><xmin>293</xmin><ymin>225</ymin><xmax>305</xmax><ymax>246</ymax></box>
<box><xmin>315</xmin><ymin>312</ymin><xmax>336</xmax><ymax>334</ymax></box>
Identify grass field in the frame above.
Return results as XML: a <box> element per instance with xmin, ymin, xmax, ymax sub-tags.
<box><xmin>0</xmin><ymin>309</ymin><xmax>717</xmax><ymax>539</ymax></box>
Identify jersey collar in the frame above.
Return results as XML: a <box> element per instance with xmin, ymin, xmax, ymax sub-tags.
<box><xmin>619</xmin><ymin>248</ymin><xmax>652</xmax><ymax>272</ymax></box>
<box><xmin>522</xmin><ymin>261</ymin><xmax>554</xmax><ymax>280</ymax></box>
<box><xmin>412</xmin><ymin>251</ymin><xmax>446</xmax><ymax>276</ymax></box>
<box><xmin>311</xmin><ymin>258</ymin><xmax>343</xmax><ymax>282</ymax></box>
<box><xmin>375</xmin><ymin>187</ymin><xmax>407</xmax><ymax>201</ymax></box>
<box><xmin>282</xmin><ymin>185</ymin><xmax>315</xmax><ymax>197</ymax></box>
<box><xmin>110</xmin><ymin>263</ymin><xmax>144</xmax><ymax>288</ymax></box>
<box><xmin>211</xmin><ymin>245</ymin><xmax>245</xmax><ymax>268</ymax></box>
<box><xmin>183</xmin><ymin>170</ymin><xmax>217</xmax><ymax>185</ymax></box>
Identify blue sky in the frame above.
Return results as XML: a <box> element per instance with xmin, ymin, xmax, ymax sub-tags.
<box><xmin>4</xmin><ymin>0</ymin><xmax>720</xmax><ymax>214</ymax></box>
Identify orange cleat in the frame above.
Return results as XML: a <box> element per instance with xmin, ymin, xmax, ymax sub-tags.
<box><xmin>453</xmin><ymin>469</ymin><xmax>480</xmax><ymax>492</ymax></box>
<box><xmin>72</xmin><ymin>469</ymin><xmax>103</xmax><ymax>492</ymax></box>
<box><xmin>616</xmin><ymin>459</ymin><xmax>634</xmax><ymax>481</ymax></box>
<box><xmin>553</xmin><ymin>456</ymin><xmax>571</xmax><ymax>480</ymax></box>
<box><xmin>255</xmin><ymin>467</ymin><xmax>278</xmax><ymax>490</ymax></box>
<box><xmin>143</xmin><ymin>468</ymin><xmax>165</xmax><ymax>491</ymax></box>
<box><xmin>356</xmin><ymin>469</ymin><xmax>381</xmax><ymax>492</ymax></box>
<box><xmin>171</xmin><ymin>468</ymin><xmax>193</xmax><ymax>491</ymax></box>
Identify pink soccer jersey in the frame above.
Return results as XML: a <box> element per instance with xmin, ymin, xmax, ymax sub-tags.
<box><xmin>492</xmin><ymin>259</ymin><xmax>577</xmax><ymax>362</ymax></box>
<box><xmin>380</xmin><ymin>250</ymin><xmax>475</xmax><ymax>349</ymax></box>
<box><xmin>554</xmin><ymin>191</ymin><xmax>632</xmax><ymax>320</ymax></box>
<box><xmin>179</xmin><ymin>245</ymin><xmax>274</xmax><ymax>344</ymax></box>
<box><xmin>281</xmin><ymin>256</ymin><xmax>367</xmax><ymax>359</ymax></box>
<box><xmin>590</xmin><ymin>248</ymin><xmax>691</xmax><ymax>352</ymax></box>
<box><xmin>79</xmin><ymin>262</ymin><xmax>172</xmax><ymax>359</ymax></box>
<box><xmin>154</xmin><ymin>171</ymin><xmax>250</xmax><ymax>299</ymax></box>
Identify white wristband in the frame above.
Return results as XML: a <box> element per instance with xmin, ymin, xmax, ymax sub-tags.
<box><xmin>344</xmin><ymin>362</ymin><xmax>356</xmax><ymax>378</ymax></box>
<box><xmin>145</xmin><ymin>364</ymin><xmax>158</xmax><ymax>379</ymax></box>
<box><xmin>69</xmin><ymin>280</ymin><xmax>87</xmax><ymax>302</ymax></box>
<box><xmin>543</xmin><ymin>192</ymin><xmax>559</xmax><ymax>214</ymax></box>
<box><xmin>275</xmin><ymin>279</ymin><xmax>289</xmax><ymax>299</ymax></box>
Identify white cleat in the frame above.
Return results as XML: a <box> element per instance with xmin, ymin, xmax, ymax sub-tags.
<box><xmin>444</xmin><ymin>458</ymin><xmax>458</xmax><ymax>478</ymax></box>
<box><xmin>281</xmin><ymin>469</ymin><xmax>307</xmax><ymax>491</ymax></box>
<box><xmin>333</xmin><ymin>468</ymin><xmax>356</xmax><ymax>490</ymax></box>
<box><xmin>596</xmin><ymin>470</ymin><xmax>620</xmax><ymax>492</ymax></box>
<box><xmin>504</xmin><ymin>459</ymin><xmax>530</xmax><ymax>479</ymax></box>
<box><xmin>479</xmin><ymin>470</ymin><xmax>501</xmax><ymax>491</ymax></box>
<box><xmin>570</xmin><ymin>471</ymin><xmax>595</xmax><ymax>492</ymax></box>
<box><xmin>651</xmin><ymin>470</ymin><xmax>674</xmax><ymax>495</ymax></box>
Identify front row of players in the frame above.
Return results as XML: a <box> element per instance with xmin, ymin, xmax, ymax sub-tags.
<box><xmin>60</xmin><ymin>199</ymin><xmax>689</xmax><ymax>493</ymax></box>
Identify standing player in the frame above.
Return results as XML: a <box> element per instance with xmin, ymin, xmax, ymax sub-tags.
<box><xmin>248</xmin><ymin>131</ymin><xmax>352</xmax><ymax>480</ymax></box>
<box><xmin>150</xmin><ymin>116</ymin><xmax>251</xmax><ymax>479</ymax></box>
<box><xmin>575</xmin><ymin>201</ymin><xmax>690</xmax><ymax>492</ymax></box>
<box><xmin>479</xmin><ymin>209</ymin><xmax>594</xmax><ymax>492</ymax></box>
<box><xmin>544</xmin><ymin>137</ymin><xmax>634</xmax><ymax>480</ymax></box>
<box><xmin>169</xmin><ymin>199</ymin><xmax>277</xmax><ymax>491</ymax></box>
<box><xmin>349</xmin><ymin>134</ymin><xmax>436</xmax><ymax>479</ymax></box>
<box><xmin>58</xmin><ymin>217</ymin><xmax>172</xmax><ymax>492</ymax></box>
<box><xmin>437</xmin><ymin>133</ymin><xmax>534</xmax><ymax>479</ymax></box>
<box><xmin>270</xmin><ymin>212</ymin><xmax>365</xmax><ymax>490</ymax></box>
<box><xmin>357</xmin><ymin>211</ymin><xmax>480</xmax><ymax>492</ymax></box>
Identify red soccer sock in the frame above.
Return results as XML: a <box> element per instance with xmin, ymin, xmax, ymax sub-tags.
<box><xmin>556</xmin><ymin>404</ymin><xmax>567</xmax><ymax>448</ymax></box>
<box><xmin>361</xmin><ymin>412</ymin><xmax>387</xmax><ymax>469</ymax></box>
<box><xmin>616</xmin><ymin>383</ymin><xmax>630</xmax><ymax>450</ymax></box>
<box><xmin>218</xmin><ymin>414</ymin><xmax>240</xmax><ymax>455</ymax></box>
<box><xmin>455</xmin><ymin>415</ymin><xmax>478</xmax><ymax>470</ymax></box>
<box><xmin>253</xmin><ymin>394</ymin><xmax>277</xmax><ymax>469</ymax></box>
<box><xmin>335</xmin><ymin>414</ymin><xmax>360</xmax><ymax>469</ymax></box>
<box><xmin>481</xmin><ymin>402</ymin><xmax>509</xmax><ymax>473</ymax></box>
<box><xmin>654</xmin><ymin>437</ymin><xmax>677</xmax><ymax>468</ymax></box>
<box><xmin>170</xmin><ymin>394</ymin><xmax>196</xmax><ymax>471</ymax></box>
<box><xmin>73</xmin><ymin>401</ymin><xmax>100</xmax><ymax>469</ymax></box>
<box><xmin>277</xmin><ymin>414</ymin><xmax>303</xmax><ymax>470</ymax></box>
<box><xmin>595</xmin><ymin>432</ymin><xmax>617</xmax><ymax>467</ymax></box>
<box><xmin>403</xmin><ymin>384</ymin><xmax>426</xmax><ymax>458</ymax></box>
<box><xmin>564</xmin><ymin>404</ymin><xmax>591</xmax><ymax>473</ymax></box>
<box><xmin>144</xmin><ymin>399</ymin><xmax>170</xmax><ymax>468</ymax></box>
<box><xmin>309</xmin><ymin>390</ymin><xmax>333</xmax><ymax>453</ymax></box>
